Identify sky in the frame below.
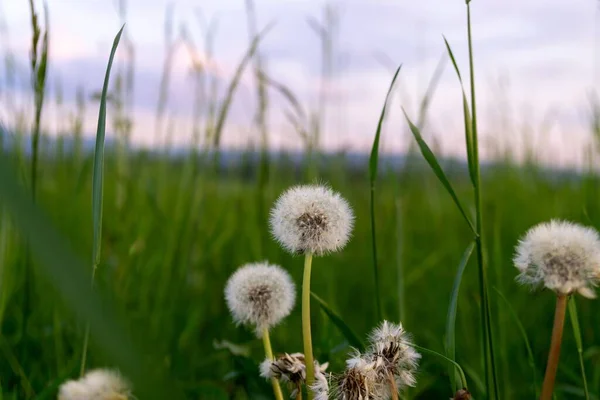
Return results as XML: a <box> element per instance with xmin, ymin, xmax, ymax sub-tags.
<box><xmin>1</xmin><ymin>0</ymin><xmax>599</xmax><ymax>167</ymax></box>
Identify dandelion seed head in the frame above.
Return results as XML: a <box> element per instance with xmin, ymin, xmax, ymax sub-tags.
<box><xmin>367</xmin><ymin>320</ymin><xmax>420</xmax><ymax>389</ymax></box>
<box><xmin>514</xmin><ymin>220</ymin><xmax>600</xmax><ymax>298</ymax></box>
<box><xmin>270</xmin><ymin>185</ymin><xmax>354</xmax><ymax>256</ymax></box>
<box><xmin>333</xmin><ymin>353</ymin><xmax>383</xmax><ymax>400</ymax></box>
<box><xmin>261</xmin><ymin>353</ymin><xmax>329</xmax><ymax>399</ymax></box>
<box><xmin>311</xmin><ymin>370</ymin><xmax>330</xmax><ymax>400</ymax></box>
<box><xmin>225</xmin><ymin>262</ymin><xmax>296</xmax><ymax>335</ymax></box>
<box><xmin>58</xmin><ymin>369</ymin><xmax>131</xmax><ymax>400</ymax></box>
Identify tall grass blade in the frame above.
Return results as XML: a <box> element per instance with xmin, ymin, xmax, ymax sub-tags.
<box><xmin>412</xmin><ymin>344</ymin><xmax>468</xmax><ymax>391</ymax></box>
<box><xmin>311</xmin><ymin>292</ymin><xmax>365</xmax><ymax>352</ymax></box>
<box><xmin>0</xmin><ymin>156</ymin><xmax>182</xmax><ymax>399</ymax></box>
<box><xmin>466</xmin><ymin>3</ymin><xmax>499</xmax><ymax>397</ymax></box>
<box><xmin>493</xmin><ymin>287</ymin><xmax>539</xmax><ymax>398</ymax></box>
<box><xmin>402</xmin><ymin>109</ymin><xmax>476</xmax><ymax>234</ymax></box>
<box><xmin>369</xmin><ymin>65</ymin><xmax>401</xmax><ymax>322</ymax></box>
<box><xmin>568</xmin><ymin>297</ymin><xmax>590</xmax><ymax>400</ymax></box>
<box><xmin>80</xmin><ymin>24</ymin><xmax>125</xmax><ymax>377</ymax></box>
<box><xmin>212</xmin><ymin>23</ymin><xmax>274</xmax><ymax>148</ymax></box>
<box><xmin>442</xmin><ymin>37</ymin><xmax>476</xmax><ymax>186</ymax></box>
<box><xmin>445</xmin><ymin>241</ymin><xmax>475</xmax><ymax>392</ymax></box>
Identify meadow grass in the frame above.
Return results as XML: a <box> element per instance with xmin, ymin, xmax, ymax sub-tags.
<box><xmin>0</xmin><ymin>1</ymin><xmax>599</xmax><ymax>399</ymax></box>
<box><xmin>1</xmin><ymin>148</ymin><xmax>599</xmax><ymax>399</ymax></box>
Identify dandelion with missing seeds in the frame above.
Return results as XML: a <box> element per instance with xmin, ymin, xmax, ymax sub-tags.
<box><xmin>225</xmin><ymin>261</ymin><xmax>296</xmax><ymax>400</ymax></box>
<box><xmin>270</xmin><ymin>184</ymin><xmax>354</xmax><ymax>400</ymax></box>
<box><xmin>514</xmin><ymin>219</ymin><xmax>600</xmax><ymax>400</ymax></box>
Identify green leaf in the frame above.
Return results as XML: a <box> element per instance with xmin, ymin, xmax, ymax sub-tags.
<box><xmin>445</xmin><ymin>241</ymin><xmax>475</xmax><ymax>392</ymax></box>
<box><xmin>402</xmin><ymin>109</ymin><xmax>476</xmax><ymax>234</ymax></box>
<box><xmin>311</xmin><ymin>292</ymin><xmax>365</xmax><ymax>351</ymax></box>
<box><xmin>569</xmin><ymin>297</ymin><xmax>590</xmax><ymax>400</ymax></box>
<box><xmin>443</xmin><ymin>36</ymin><xmax>476</xmax><ymax>186</ymax></box>
<box><xmin>369</xmin><ymin>64</ymin><xmax>402</xmax><ymax>321</ymax></box>
<box><xmin>92</xmin><ymin>25</ymin><xmax>124</xmax><ymax>267</ymax></box>
<box><xmin>493</xmin><ymin>287</ymin><xmax>538</xmax><ymax>398</ymax></box>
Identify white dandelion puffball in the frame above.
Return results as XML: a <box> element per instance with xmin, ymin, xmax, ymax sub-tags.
<box><xmin>514</xmin><ymin>220</ymin><xmax>600</xmax><ymax>298</ymax></box>
<box><xmin>58</xmin><ymin>369</ymin><xmax>131</xmax><ymax>400</ymax></box>
<box><xmin>270</xmin><ymin>184</ymin><xmax>354</xmax><ymax>256</ymax></box>
<box><xmin>225</xmin><ymin>262</ymin><xmax>296</xmax><ymax>335</ymax></box>
<box><xmin>368</xmin><ymin>320</ymin><xmax>421</xmax><ymax>390</ymax></box>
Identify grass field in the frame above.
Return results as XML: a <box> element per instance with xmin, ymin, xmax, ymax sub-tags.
<box><xmin>1</xmin><ymin>1</ymin><xmax>599</xmax><ymax>399</ymax></box>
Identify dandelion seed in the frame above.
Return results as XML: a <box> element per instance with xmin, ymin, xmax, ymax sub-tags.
<box><xmin>514</xmin><ymin>219</ymin><xmax>600</xmax><ymax>298</ymax></box>
<box><xmin>224</xmin><ymin>262</ymin><xmax>296</xmax><ymax>336</ymax></box>
<box><xmin>58</xmin><ymin>369</ymin><xmax>131</xmax><ymax>400</ymax></box>
<box><xmin>270</xmin><ymin>184</ymin><xmax>354</xmax><ymax>256</ymax></box>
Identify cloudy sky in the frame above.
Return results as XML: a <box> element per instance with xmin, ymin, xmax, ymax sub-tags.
<box><xmin>1</xmin><ymin>0</ymin><xmax>599</xmax><ymax>167</ymax></box>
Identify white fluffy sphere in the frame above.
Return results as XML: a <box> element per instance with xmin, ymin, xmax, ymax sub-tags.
<box><xmin>514</xmin><ymin>219</ymin><xmax>600</xmax><ymax>298</ymax></box>
<box><xmin>58</xmin><ymin>369</ymin><xmax>131</xmax><ymax>400</ymax></box>
<box><xmin>225</xmin><ymin>262</ymin><xmax>296</xmax><ymax>335</ymax></box>
<box><xmin>270</xmin><ymin>185</ymin><xmax>354</xmax><ymax>256</ymax></box>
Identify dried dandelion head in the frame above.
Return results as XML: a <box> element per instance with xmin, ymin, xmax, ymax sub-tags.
<box><xmin>260</xmin><ymin>352</ymin><xmax>329</xmax><ymax>399</ymax></box>
<box><xmin>58</xmin><ymin>369</ymin><xmax>131</xmax><ymax>400</ymax></box>
<box><xmin>368</xmin><ymin>320</ymin><xmax>421</xmax><ymax>390</ymax></box>
<box><xmin>331</xmin><ymin>353</ymin><xmax>383</xmax><ymax>400</ymax></box>
<box><xmin>270</xmin><ymin>184</ymin><xmax>354</xmax><ymax>256</ymax></box>
<box><xmin>225</xmin><ymin>262</ymin><xmax>296</xmax><ymax>336</ymax></box>
<box><xmin>514</xmin><ymin>220</ymin><xmax>600</xmax><ymax>298</ymax></box>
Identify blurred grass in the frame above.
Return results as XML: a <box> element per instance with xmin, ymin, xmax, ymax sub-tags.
<box><xmin>1</xmin><ymin>145</ymin><xmax>599</xmax><ymax>399</ymax></box>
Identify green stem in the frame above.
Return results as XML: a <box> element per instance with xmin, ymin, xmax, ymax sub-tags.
<box><xmin>302</xmin><ymin>252</ymin><xmax>315</xmax><ymax>400</ymax></box>
<box><xmin>466</xmin><ymin>3</ymin><xmax>499</xmax><ymax>398</ymax></box>
<box><xmin>262</xmin><ymin>328</ymin><xmax>284</xmax><ymax>400</ymax></box>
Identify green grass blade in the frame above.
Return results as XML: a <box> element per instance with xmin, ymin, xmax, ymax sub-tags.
<box><xmin>81</xmin><ymin>24</ymin><xmax>125</xmax><ymax>377</ymax></box>
<box><xmin>213</xmin><ymin>23</ymin><xmax>273</xmax><ymax>148</ymax></box>
<box><xmin>92</xmin><ymin>25</ymin><xmax>123</xmax><ymax>270</ymax></box>
<box><xmin>466</xmin><ymin>3</ymin><xmax>499</xmax><ymax>397</ymax></box>
<box><xmin>493</xmin><ymin>287</ymin><xmax>538</xmax><ymax>398</ymax></box>
<box><xmin>569</xmin><ymin>296</ymin><xmax>590</xmax><ymax>400</ymax></box>
<box><xmin>442</xmin><ymin>36</ymin><xmax>476</xmax><ymax>186</ymax></box>
<box><xmin>0</xmin><ymin>156</ymin><xmax>183</xmax><ymax>399</ymax></box>
<box><xmin>369</xmin><ymin>65</ymin><xmax>402</xmax><ymax>322</ymax></box>
<box><xmin>402</xmin><ymin>109</ymin><xmax>476</xmax><ymax>234</ymax></box>
<box><xmin>445</xmin><ymin>241</ymin><xmax>475</xmax><ymax>392</ymax></box>
<box><xmin>416</xmin><ymin>53</ymin><xmax>446</xmax><ymax>130</ymax></box>
<box><xmin>413</xmin><ymin>344</ymin><xmax>468</xmax><ymax>391</ymax></box>
<box><xmin>311</xmin><ymin>292</ymin><xmax>365</xmax><ymax>352</ymax></box>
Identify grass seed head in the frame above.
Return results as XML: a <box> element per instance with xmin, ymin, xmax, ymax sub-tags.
<box><xmin>58</xmin><ymin>369</ymin><xmax>131</xmax><ymax>400</ymax></box>
<box><xmin>225</xmin><ymin>262</ymin><xmax>296</xmax><ymax>336</ymax></box>
<box><xmin>270</xmin><ymin>184</ymin><xmax>354</xmax><ymax>256</ymax></box>
<box><xmin>514</xmin><ymin>219</ymin><xmax>600</xmax><ymax>298</ymax></box>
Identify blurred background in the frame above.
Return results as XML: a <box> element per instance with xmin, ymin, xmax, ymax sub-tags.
<box><xmin>1</xmin><ymin>0</ymin><xmax>600</xmax><ymax>399</ymax></box>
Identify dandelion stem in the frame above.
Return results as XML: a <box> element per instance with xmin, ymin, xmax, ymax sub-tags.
<box><xmin>302</xmin><ymin>252</ymin><xmax>315</xmax><ymax>400</ymax></box>
<box><xmin>262</xmin><ymin>328</ymin><xmax>284</xmax><ymax>400</ymax></box>
<box><xmin>540</xmin><ymin>294</ymin><xmax>567</xmax><ymax>400</ymax></box>
<box><xmin>388</xmin><ymin>371</ymin><xmax>398</xmax><ymax>400</ymax></box>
